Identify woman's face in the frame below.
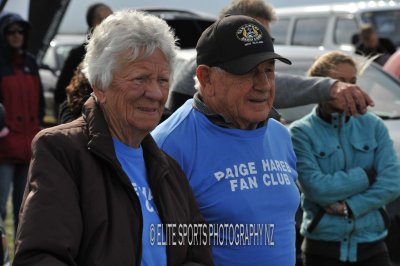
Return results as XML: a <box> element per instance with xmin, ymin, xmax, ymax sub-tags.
<box><xmin>325</xmin><ymin>62</ymin><xmax>357</xmax><ymax>113</ymax></box>
<box><xmin>5</xmin><ymin>23</ymin><xmax>25</xmax><ymax>50</ymax></box>
<box><xmin>96</xmin><ymin>48</ymin><xmax>170</xmax><ymax>140</ymax></box>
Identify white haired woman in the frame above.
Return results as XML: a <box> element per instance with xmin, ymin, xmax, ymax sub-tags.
<box><xmin>13</xmin><ymin>10</ymin><xmax>213</xmax><ymax>266</ymax></box>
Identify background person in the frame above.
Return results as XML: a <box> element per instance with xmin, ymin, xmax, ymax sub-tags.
<box><xmin>153</xmin><ymin>14</ymin><xmax>300</xmax><ymax>265</ymax></box>
<box><xmin>54</xmin><ymin>3</ymin><xmax>112</xmax><ymax>117</ymax></box>
<box><xmin>0</xmin><ymin>12</ymin><xmax>44</xmax><ymax>236</ymax></box>
<box><xmin>13</xmin><ymin>10</ymin><xmax>213</xmax><ymax>265</ymax></box>
<box><xmin>167</xmin><ymin>0</ymin><xmax>374</xmax><ymax>116</ymax></box>
<box><xmin>354</xmin><ymin>23</ymin><xmax>396</xmax><ymax>66</ymax></box>
<box><xmin>57</xmin><ymin>63</ymin><xmax>91</xmax><ymax>123</ymax></box>
<box><xmin>290</xmin><ymin>51</ymin><xmax>400</xmax><ymax>266</ymax></box>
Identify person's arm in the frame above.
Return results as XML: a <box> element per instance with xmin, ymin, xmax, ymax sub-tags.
<box><xmin>169</xmin><ymin>159</ymin><xmax>214</xmax><ymax>266</ymax></box>
<box><xmin>13</xmin><ymin>132</ymin><xmax>82</xmax><ymax>266</ymax></box>
<box><xmin>345</xmin><ymin>119</ymin><xmax>400</xmax><ymax>219</ymax></box>
<box><xmin>289</xmin><ymin>123</ymin><xmax>371</xmax><ymax>205</ymax></box>
<box><xmin>274</xmin><ymin>72</ymin><xmax>374</xmax><ymax>116</ymax></box>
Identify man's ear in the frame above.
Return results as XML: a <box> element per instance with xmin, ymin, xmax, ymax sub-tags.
<box><xmin>91</xmin><ymin>85</ymin><xmax>106</xmax><ymax>104</ymax></box>
<box><xmin>196</xmin><ymin>65</ymin><xmax>215</xmax><ymax>96</ymax></box>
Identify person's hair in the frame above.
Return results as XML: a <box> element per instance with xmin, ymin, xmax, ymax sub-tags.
<box><xmin>66</xmin><ymin>63</ymin><xmax>92</xmax><ymax>117</ymax></box>
<box><xmin>86</xmin><ymin>3</ymin><xmax>111</xmax><ymax>28</ymax></box>
<box><xmin>219</xmin><ymin>0</ymin><xmax>276</xmax><ymax>22</ymax></box>
<box><xmin>359</xmin><ymin>24</ymin><xmax>376</xmax><ymax>43</ymax></box>
<box><xmin>82</xmin><ymin>9</ymin><xmax>177</xmax><ymax>91</ymax></box>
<box><xmin>308</xmin><ymin>51</ymin><xmax>357</xmax><ymax>77</ymax></box>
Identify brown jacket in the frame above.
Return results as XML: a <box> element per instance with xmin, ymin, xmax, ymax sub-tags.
<box><xmin>13</xmin><ymin>97</ymin><xmax>213</xmax><ymax>266</ymax></box>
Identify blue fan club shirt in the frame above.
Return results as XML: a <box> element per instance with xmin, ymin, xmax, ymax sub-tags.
<box><xmin>113</xmin><ymin>138</ymin><xmax>166</xmax><ymax>266</ymax></box>
<box><xmin>152</xmin><ymin>100</ymin><xmax>300</xmax><ymax>266</ymax></box>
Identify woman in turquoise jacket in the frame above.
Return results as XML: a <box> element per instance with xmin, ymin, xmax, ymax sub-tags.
<box><xmin>289</xmin><ymin>51</ymin><xmax>400</xmax><ymax>266</ymax></box>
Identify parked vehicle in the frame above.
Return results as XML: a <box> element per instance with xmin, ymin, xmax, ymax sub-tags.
<box><xmin>270</xmin><ymin>1</ymin><xmax>400</xmax><ymax>52</ymax></box>
<box><xmin>39</xmin><ymin>34</ymin><xmax>86</xmax><ymax>124</ymax></box>
<box><xmin>39</xmin><ymin>8</ymin><xmax>215</xmax><ymax>125</ymax></box>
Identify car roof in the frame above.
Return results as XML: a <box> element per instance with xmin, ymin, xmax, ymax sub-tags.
<box><xmin>49</xmin><ymin>34</ymin><xmax>86</xmax><ymax>47</ymax></box>
<box><xmin>276</xmin><ymin>1</ymin><xmax>400</xmax><ymax>15</ymax></box>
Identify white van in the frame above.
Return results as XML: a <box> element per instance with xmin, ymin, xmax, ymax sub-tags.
<box><xmin>270</xmin><ymin>1</ymin><xmax>400</xmax><ymax>52</ymax></box>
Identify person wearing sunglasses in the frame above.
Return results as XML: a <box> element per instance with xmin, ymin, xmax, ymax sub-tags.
<box><xmin>0</xmin><ymin>12</ymin><xmax>45</xmax><ymax>237</ymax></box>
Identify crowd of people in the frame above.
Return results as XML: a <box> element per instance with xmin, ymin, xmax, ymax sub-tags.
<box><xmin>1</xmin><ymin>0</ymin><xmax>400</xmax><ymax>265</ymax></box>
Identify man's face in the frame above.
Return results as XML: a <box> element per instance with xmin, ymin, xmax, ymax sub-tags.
<box><xmin>5</xmin><ymin>23</ymin><xmax>24</xmax><ymax>50</ymax></box>
<box><xmin>206</xmin><ymin>60</ymin><xmax>275</xmax><ymax>130</ymax></box>
<box><xmin>96</xmin><ymin>48</ymin><xmax>170</xmax><ymax>135</ymax></box>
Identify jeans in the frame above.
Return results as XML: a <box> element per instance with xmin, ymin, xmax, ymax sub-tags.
<box><xmin>0</xmin><ymin>163</ymin><xmax>28</xmax><ymax>234</ymax></box>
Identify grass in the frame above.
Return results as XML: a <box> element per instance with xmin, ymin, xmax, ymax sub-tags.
<box><xmin>5</xmin><ymin>196</ymin><xmax>14</xmax><ymax>263</ymax></box>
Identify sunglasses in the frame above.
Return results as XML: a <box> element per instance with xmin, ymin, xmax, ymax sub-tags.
<box><xmin>5</xmin><ymin>29</ymin><xmax>24</xmax><ymax>35</ymax></box>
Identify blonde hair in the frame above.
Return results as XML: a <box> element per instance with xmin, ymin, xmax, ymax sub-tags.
<box><xmin>308</xmin><ymin>51</ymin><xmax>357</xmax><ymax>78</ymax></box>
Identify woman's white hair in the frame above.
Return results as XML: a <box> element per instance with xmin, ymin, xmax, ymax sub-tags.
<box><xmin>82</xmin><ymin>9</ymin><xmax>177</xmax><ymax>90</ymax></box>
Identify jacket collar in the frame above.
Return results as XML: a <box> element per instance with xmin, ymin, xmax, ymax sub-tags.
<box><xmin>315</xmin><ymin>105</ymin><xmax>350</xmax><ymax>129</ymax></box>
<box><xmin>82</xmin><ymin>96</ymin><xmax>170</xmax><ymax>179</ymax></box>
<box><xmin>192</xmin><ymin>92</ymin><xmax>279</xmax><ymax>128</ymax></box>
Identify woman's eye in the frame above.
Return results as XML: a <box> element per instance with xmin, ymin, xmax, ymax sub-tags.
<box><xmin>132</xmin><ymin>77</ymin><xmax>147</xmax><ymax>85</ymax></box>
<box><xmin>158</xmin><ymin>78</ymin><xmax>169</xmax><ymax>86</ymax></box>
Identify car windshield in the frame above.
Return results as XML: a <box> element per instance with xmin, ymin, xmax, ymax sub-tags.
<box><xmin>358</xmin><ymin>64</ymin><xmax>400</xmax><ymax>119</ymax></box>
<box><xmin>42</xmin><ymin>44</ymin><xmax>77</xmax><ymax>71</ymax></box>
<box><xmin>361</xmin><ymin>10</ymin><xmax>400</xmax><ymax>47</ymax></box>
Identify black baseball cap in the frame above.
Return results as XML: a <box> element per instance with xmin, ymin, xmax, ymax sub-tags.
<box><xmin>196</xmin><ymin>15</ymin><xmax>291</xmax><ymax>75</ymax></box>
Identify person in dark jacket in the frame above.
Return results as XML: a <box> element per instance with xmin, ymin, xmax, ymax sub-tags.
<box><xmin>354</xmin><ymin>24</ymin><xmax>396</xmax><ymax>66</ymax></box>
<box><xmin>54</xmin><ymin>3</ymin><xmax>112</xmax><ymax>113</ymax></box>
<box><xmin>0</xmin><ymin>12</ymin><xmax>44</xmax><ymax>236</ymax></box>
<box><xmin>13</xmin><ymin>10</ymin><xmax>213</xmax><ymax>266</ymax></box>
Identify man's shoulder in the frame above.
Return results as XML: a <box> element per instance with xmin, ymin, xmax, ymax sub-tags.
<box><xmin>152</xmin><ymin>101</ymin><xmax>196</xmax><ymax>146</ymax></box>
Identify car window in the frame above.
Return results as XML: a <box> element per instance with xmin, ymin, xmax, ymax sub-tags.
<box><xmin>358</xmin><ymin>64</ymin><xmax>400</xmax><ymax>117</ymax></box>
<box><xmin>334</xmin><ymin>16</ymin><xmax>358</xmax><ymax>45</ymax></box>
<box><xmin>361</xmin><ymin>10</ymin><xmax>400</xmax><ymax>47</ymax></box>
<box><xmin>42</xmin><ymin>44</ymin><xmax>77</xmax><ymax>71</ymax></box>
<box><xmin>292</xmin><ymin>17</ymin><xmax>327</xmax><ymax>46</ymax></box>
<box><xmin>270</xmin><ymin>18</ymin><xmax>290</xmax><ymax>45</ymax></box>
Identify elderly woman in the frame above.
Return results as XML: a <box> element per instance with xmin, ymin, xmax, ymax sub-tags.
<box><xmin>289</xmin><ymin>51</ymin><xmax>400</xmax><ymax>266</ymax></box>
<box><xmin>13</xmin><ymin>10</ymin><xmax>213</xmax><ymax>266</ymax></box>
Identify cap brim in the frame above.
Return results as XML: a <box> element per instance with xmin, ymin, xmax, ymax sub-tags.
<box><xmin>218</xmin><ymin>51</ymin><xmax>292</xmax><ymax>75</ymax></box>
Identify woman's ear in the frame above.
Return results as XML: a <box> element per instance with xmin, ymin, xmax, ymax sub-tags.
<box><xmin>91</xmin><ymin>85</ymin><xmax>106</xmax><ymax>104</ymax></box>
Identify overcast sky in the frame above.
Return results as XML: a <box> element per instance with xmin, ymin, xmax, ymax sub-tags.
<box><xmin>4</xmin><ymin>0</ymin><xmax>349</xmax><ymax>33</ymax></box>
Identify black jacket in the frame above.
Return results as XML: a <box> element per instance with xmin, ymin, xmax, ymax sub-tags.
<box><xmin>54</xmin><ymin>44</ymin><xmax>86</xmax><ymax>104</ymax></box>
<box><xmin>14</xmin><ymin>97</ymin><xmax>213</xmax><ymax>266</ymax></box>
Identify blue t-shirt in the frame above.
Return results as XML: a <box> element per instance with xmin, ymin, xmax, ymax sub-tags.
<box><xmin>113</xmin><ymin>138</ymin><xmax>166</xmax><ymax>266</ymax></box>
<box><xmin>152</xmin><ymin>100</ymin><xmax>300</xmax><ymax>266</ymax></box>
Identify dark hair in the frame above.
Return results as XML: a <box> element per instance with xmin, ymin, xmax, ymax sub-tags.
<box><xmin>85</xmin><ymin>3</ymin><xmax>110</xmax><ymax>28</ymax></box>
<box><xmin>359</xmin><ymin>24</ymin><xmax>376</xmax><ymax>43</ymax></box>
<box><xmin>66</xmin><ymin>64</ymin><xmax>92</xmax><ymax>118</ymax></box>
<box><xmin>219</xmin><ymin>0</ymin><xmax>276</xmax><ymax>22</ymax></box>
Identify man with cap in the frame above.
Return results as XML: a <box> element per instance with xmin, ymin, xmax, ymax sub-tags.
<box><xmin>152</xmin><ymin>15</ymin><xmax>299</xmax><ymax>265</ymax></box>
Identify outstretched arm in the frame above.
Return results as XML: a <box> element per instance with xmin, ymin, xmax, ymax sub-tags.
<box><xmin>274</xmin><ymin>72</ymin><xmax>374</xmax><ymax>115</ymax></box>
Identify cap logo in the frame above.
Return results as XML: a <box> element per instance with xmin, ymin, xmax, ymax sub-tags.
<box><xmin>236</xmin><ymin>23</ymin><xmax>263</xmax><ymax>44</ymax></box>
